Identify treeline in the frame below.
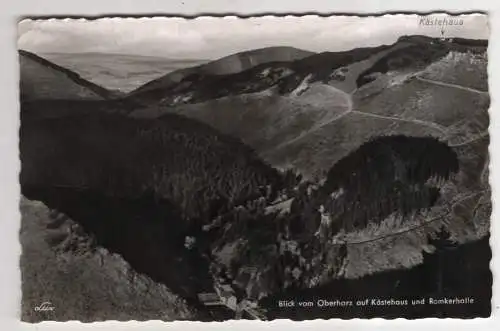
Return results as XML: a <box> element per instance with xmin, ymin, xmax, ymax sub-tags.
<box><xmin>280</xmin><ymin>135</ymin><xmax>459</xmax><ymax>237</ymax></box>
<box><xmin>320</xmin><ymin>135</ymin><xmax>458</xmax><ymax>230</ymax></box>
<box><xmin>208</xmin><ymin>135</ymin><xmax>460</xmax><ymax>250</ymax></box>
<box><xmin>326</xmin><ymin>185</ymin><xmax>441</xmax><ymax>232</ymax></box>
<box><xmin>20</xmin><ymin>111</ymin><xmax>282</xmax><ymax>222</ymax></box>
<box><xmin>324</xmin><ymin>135</ymin><xmax>458</xmax><ymax>196</ymax></box>
<box><xmin>195</xmin><ymin>134</ymin><xmax>459</xmax><ymax>249</ymax></box>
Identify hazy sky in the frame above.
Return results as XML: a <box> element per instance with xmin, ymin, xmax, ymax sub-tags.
<box><xmin>18</xmin><ymin>14</ymin><xmax>488</xmax><ymax>60</ymax></box>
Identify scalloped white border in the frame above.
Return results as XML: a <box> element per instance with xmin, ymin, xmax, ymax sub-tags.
<box><xmin>17</xmin><ymin>13</ymin><xmax>489</xmax><ymax>25</ymax></box>
<box><xmin>1</xmin><ymin>2</ymin><xmax>499</xmax><ymax>331</ymax></box>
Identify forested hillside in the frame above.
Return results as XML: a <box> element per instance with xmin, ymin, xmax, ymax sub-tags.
<box><xmin>20</xmin><ymin>111</ymin><xmax>282</xmax><ymax>223</ymax></box>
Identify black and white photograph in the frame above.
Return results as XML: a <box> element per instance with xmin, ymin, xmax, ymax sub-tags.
<box><xmin>17</xmin><ymin>13</ymin><xmax>491</xmax><ymax>322</ymax></box>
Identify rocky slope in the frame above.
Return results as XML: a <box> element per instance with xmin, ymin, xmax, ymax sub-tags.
<box><xmin>20</xmin><ymin>196</ymin><xmax>199</xmax><ymax>322</ymax></box>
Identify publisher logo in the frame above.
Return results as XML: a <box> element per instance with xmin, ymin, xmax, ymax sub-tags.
<box><xmin>34</xmin><ymin>301</ymin><xmax>55</xmax><ymax>312</ymax></box>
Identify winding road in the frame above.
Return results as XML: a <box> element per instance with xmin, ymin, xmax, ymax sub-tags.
<box><xmin>273</xmin><ymin>73</ymin><xmax>489</xmax><ymax>154</ymax></box>
<box><xmin>416</xmin><ymin>76</ymin><xmax>488</xmax><ymax>95</ymax></box>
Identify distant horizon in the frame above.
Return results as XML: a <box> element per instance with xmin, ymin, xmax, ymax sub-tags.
<box><xmin>19</xmin><ymin>32</ymin><xmax>489</xmax><ymax>64</ymax></box>
<box><xmin>30</xmin><ymin>50</ymin><xmax>211</xmax><ymax>62</ymax></box>
<box><xmin>18</xmin><ymin>15</ymin><xmax>488</xmax><ymax>60</ymax></box>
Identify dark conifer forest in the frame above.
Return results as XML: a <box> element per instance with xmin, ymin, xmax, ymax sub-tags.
<box><xmin>322</xmin><ymin>135</ymin><xmax>459</xmax><ymax>230</ymax></box>
<box><xmin>20</xmin><ymin>109</ymin><xmax>282</xmax><ymax>224</ymax></box>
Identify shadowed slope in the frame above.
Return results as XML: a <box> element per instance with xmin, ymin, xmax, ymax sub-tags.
<box><xmin>19</xmin><ymin>50</ymin><xmax>117</xmax><ymax>101</ymax></box>
<box><xmin>20</xmin><ymin>110</ymin><xmax>283</xmax><ymax>318</ymax></box>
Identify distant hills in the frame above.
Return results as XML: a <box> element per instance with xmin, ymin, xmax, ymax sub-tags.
<box><xmin>19</xmin><ymin>37</ymin><xmax>489</xmax><ymax>179</ymax></box>
<box><xmin>129</xmin><ymin>36</ymin><xmax>489</xmax><ymax>179</ymax></box>
<box><xmin>40</xmin><ymin>52</ymin><xmax>208</xmax><ymax>93</ymax></box>
<box><xmin>129</xmin><ymin>46</ymin><xmax>314</xmax><ymax>101</ymax></box>
<box><xmin>128</xmin><ymin>36</ymin><xmax>488</xmax><ymax>107</ymax></box>
<box><xmin>18</xmin><ymin>36</ymin><xmax>490</xmax><ymax>180</ymax></box>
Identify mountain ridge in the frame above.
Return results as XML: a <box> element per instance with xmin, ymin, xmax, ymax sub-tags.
<box><xmin>128</xmin><ymin>35</ymin><xmax>489</xmax><ymax>179</ymax></box>
<box><xmin>128</xmin><ymin>35</ymin><xmax>488</xmax><ymax>106</ymax></box>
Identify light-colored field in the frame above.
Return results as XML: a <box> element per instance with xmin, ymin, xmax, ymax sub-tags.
<box><xmin>41</xmin><ymin>52</ymin><xmax>207</xmax><ymax>93</ymax></box>
<box><xmin>132</xmin><ymin>83</ymin><xmax>352</xmax><ymax>156</ymax></box>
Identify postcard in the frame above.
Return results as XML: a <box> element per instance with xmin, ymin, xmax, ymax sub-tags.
<box><xmin>17</xmin><ymin>13</ymin><xmax>491</xmax><ymax>322</ymax></box>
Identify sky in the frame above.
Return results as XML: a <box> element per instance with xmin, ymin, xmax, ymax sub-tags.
<box><xmin>18</xmin><ymin>14</ymin><xmax>489</xmax><ymax>60</ymax></box>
